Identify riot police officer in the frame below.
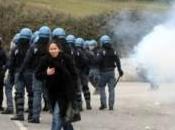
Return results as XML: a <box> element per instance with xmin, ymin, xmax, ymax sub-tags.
<box><xmin>74</xmin><ymin>38</ymin><xmax>92</xmax><ymax>110</ymax></box>
<box><xmin>20</xmin><ymin>26</ymin><xmax>51</xmax><ymax>123</ymax></box>
<box><xmin>97</xmin><ymin>35</ymin><xmax>123</xmax><ymax>110</ymax></box>
<box><xmin>1</xmin><ymin>34</ymin><xmax>20</xmax><ymax>114</ymax></box>
<box><xmin>0</xmin><ymin>37</ymin><xmax>7</xmax><ymax>111</ymax></box>
<box><xmin>10</xmin><ymin>28</ymin><xmax>33</xmax><ymax>120</ymax></box>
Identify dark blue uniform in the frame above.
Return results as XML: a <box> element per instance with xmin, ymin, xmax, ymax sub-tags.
<box><xmin>20</xmin><ymin>37</ymin><xmax>50</xmax><ymax>123</ymax></box>
<box><xmin>87</xmin><ymin>47</ymin><xmax>101</xmax><ymax>94</ymax></box>
<box><xmin>74</xmin><ymin>47</ymin><xmax>92</xmax><ymax>110</ymax></box>
<box><xmin>9</xmin><ymin>38</ymin><xmax>33</xmax><ymax>120</ymax></box>
<box><xmin>97</xmin><ymin>44</ymin><xmax>123</xmax><ymax>110</ymax></box>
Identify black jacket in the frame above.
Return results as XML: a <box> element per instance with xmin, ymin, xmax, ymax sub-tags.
<box><xmin>86</xmin><ymin>47</ymin><xmax>101</xmax><ymax>69</ymax></box>
<box><xmin>35</xmin><ymin>52</ymin><xmax>78</xmax><ymax>117</ymax></box>
<box><xmin>19</xmin><ymin>43</ymin><xmax>48</xmax><ymax>73</ymax></box>
<box><xmin>9</xmin><ymin>41</ymin><xmax>30</xmax><ymax>74</ymax></box>
<box><xmin>96</xmin><ymin>45</ymin><xmax>122</xmax><ymax>73</ymax></box>
<box><xmin>74</xmin><ymin>47</ymin><xmax>89</xmax><ymax>74</ymax></box>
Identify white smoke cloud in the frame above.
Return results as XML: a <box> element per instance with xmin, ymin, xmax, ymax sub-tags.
<box><xmin>132</xmin><ymin>5</ymin><xmax>175</xmax><ymax>83</ymax></box>
<box><xmin>106</xmin><ymin>10</ymin><xmax>165</xmax><ymax>56</ymax></box>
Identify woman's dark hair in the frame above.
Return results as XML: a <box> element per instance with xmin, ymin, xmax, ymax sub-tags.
<box><xmin>47</xmin><ymin>40</ymin><xmax>63</xmax><ymax>52</ymax></box>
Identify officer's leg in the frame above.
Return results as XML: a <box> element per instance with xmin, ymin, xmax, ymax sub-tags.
<box><xmin>11</xmin><ymin>73</ymin><xmax>25</xmax><ymax>120</ymax></box>
<box><xmin>108</xmin><ymin>71</ymin><xmax>117</xmax><ymax>110</ymax></box>
<box><xmin>24</xmin><ymin>71</ymin><xmax>33</xmax><ymax>121</ymax></box>
<box><xmin>2</xmin><ymin>73</ymin><xmax>14</xmax><ymax>113</ymax></box>
<box><xmin>89</xmin><ymin>69</ymin><xmax>98</xmax><ymax>94</ymax></box>
<box><xmin>93</xmin><ymin>69</ymin><xmax>100</xmax><ymax>94</ymax></box>
<box><xmin>81</xmin><ymin>73</ymin><xmax>92</xmax><ymax>110</ymax></box>
<box><xmin>89</xmin><ymin>69</ymin><xmax>96</xmax><ymax>88</ymax></box>
<box><xmin>29</xmin><ymin>75</ymin><xmax>42</xmax><ymax>123</ymax></box>
<box><xmin>99</xmin><ymin>72</ymin><xmax>108</xmax><ymax>110</ymax></box>
<box><xmin>76</xmin><ymin>78</ymin><xmax>83</xmax><ymax>111</ymax></box>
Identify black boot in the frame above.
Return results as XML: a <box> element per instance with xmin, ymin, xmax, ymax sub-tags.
<box><xmin>11</xmin><ymin>115</ymin><xmax>24</xmax><ymax>121</ymax></box>
<box><xmin>0</xmin><ymin>106</ymin><xmax>4</xmax><ymax>111</ymax></box>
<box><xmin>28</xmin><ymin>118</ymin><xmax>40</xmax><ymax>123</ymax></box>
<box><xmin>1</xmin><ymin>109</ymin><xmax>13</xmax><ymax>114</ymax></box>
<box><xmin>99</xmin><ymin>105</ymin><xmax>107</xmax><ymax>110</ymax></box>
<box><xmin>28</xmin><ymin>113</ymin><xmax>33</xmax><ymax>121</ymax></box>
<box><xmin>109</xmin><ymin>106</ymin><xmax>114</xmax><ymax>111</ymax></box>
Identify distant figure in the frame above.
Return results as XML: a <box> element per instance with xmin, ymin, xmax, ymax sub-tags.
<box><xmin>1</xmin><ymin>33</ymin><xmax>20</xmax><ymax>114</ymax></box>
<box><xmin>0</xmin><ymin>36</ymin><xmax>7</xmax><ymax>111</ymax></box>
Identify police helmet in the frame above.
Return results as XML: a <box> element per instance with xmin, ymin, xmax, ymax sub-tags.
<box><xmin>19</xmin><ymin>28</ymin><xmax>32</xmax><ymax>39</ymax></box>
<box><xmin>75</xmin><ymin>38</ymin><xmax>84</xmax><ymax>47</ymax></box>
<box><xmin>38</xmin><ymin>26</ymin><xmax>51</xmax><ymax>38</ymax></box>
<box><xmin>100</xmin><ymin>35</ymin><xmax>111</xmax><ymax>45</ymax></box>
<box><xmin>66</xmin><ymin>34</ymin><xmax>75</xmax><ymax>44</ymax></box>
<box><xmin>52</xmin><ymin>27</ymin><xmax>66</xmax><ymax>38</ymax></box>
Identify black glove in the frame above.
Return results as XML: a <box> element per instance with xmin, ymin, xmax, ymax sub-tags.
<box><xmin>119</xmin><ymin>70</ymin><xmax>124</xmax><ymax>77</ymax></box>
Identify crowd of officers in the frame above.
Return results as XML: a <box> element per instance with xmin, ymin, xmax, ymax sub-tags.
<box><xmin>0</xmin><ymin>26</ymin><xmax>124</xmax><ymax>125</ymax></box>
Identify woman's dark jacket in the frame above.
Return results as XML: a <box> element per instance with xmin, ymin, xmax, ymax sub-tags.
<box><xmin>35</xmin><ymin>52</ymin><xmax>78</xmax><ymax>117</ymax></box>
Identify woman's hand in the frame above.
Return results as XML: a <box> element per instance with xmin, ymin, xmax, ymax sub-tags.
<box><xmin>47</xmin><ymin>67</ymin><xmax>55</xmax><ymax>76</ymax></box>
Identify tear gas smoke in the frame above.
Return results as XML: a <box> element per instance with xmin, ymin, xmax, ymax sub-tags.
<box><xmin>106</xmin><ymin>10</ymin><xmax>164</xmax><ymax>56</ymax></box>
<box><xmin>132</xmin><ymin>5</ymin><xmax>175</xmax><ymax>84</ymax></box>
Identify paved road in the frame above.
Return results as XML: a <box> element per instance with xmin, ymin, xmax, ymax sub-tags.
<box><xmin>1</xmin><ymin>82</ymin><xmax>175</xmax><ymax>130</ymax></box>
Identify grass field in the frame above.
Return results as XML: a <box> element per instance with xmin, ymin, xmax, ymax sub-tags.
<box><xmin>25</xmin><ymin>0</ymin><xmax>170</xmax><ymax>17</ymax></box>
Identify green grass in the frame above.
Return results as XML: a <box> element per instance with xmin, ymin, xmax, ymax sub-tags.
<box><xmin>25</xmin><ymin>0</ymin><xmax>170</xmax><ymax>17</ymax></box>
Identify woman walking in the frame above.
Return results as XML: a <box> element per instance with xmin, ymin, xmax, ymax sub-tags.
<box><xmin>35</xmin><ymin>41</ymin><xmax>79</xmax><ymax>130</ymax></box>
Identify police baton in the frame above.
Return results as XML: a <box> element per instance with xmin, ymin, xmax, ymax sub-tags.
<box><xmin>114</xmin><ymin>76</ymin><xmax>121</xmax><ymax>87</ymax></box>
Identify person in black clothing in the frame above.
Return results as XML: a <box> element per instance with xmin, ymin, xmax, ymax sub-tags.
<box><xmin>10</xmin><ymin>28</ymin><xmax>33</xmax><ymax>121</ymax></box>
<box><xmin>87</xmin><ymin>40</ymin><xmax>101</xmax><ymax>95</ymax></box>
<box><xmin>97</xmin><ymin>35</ymin><xmax>123</xmax><ymax>110</ymax></box>
<box><xmin>20</xmin><ymin>26</ymin><xmax>51</xmax><ymax>123</ymax></box>
<box><xmin>0</xmin><ymin>37</ymin><xmax>7</xmax><ymax>111</ymax></box>
<box><xmin>74</xmin><ymin>38</ymin><xmax>92</xmax><ymax>110</ymax></box>
<box><xmin>1</xmin><ymin>34</ymin><xmax>19</xmax><ymax>114</ymax></box>
<box><xmin>35</xmin><ymin>41</ymin><xmax>78</xmax><ymax>130</ymax></box>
